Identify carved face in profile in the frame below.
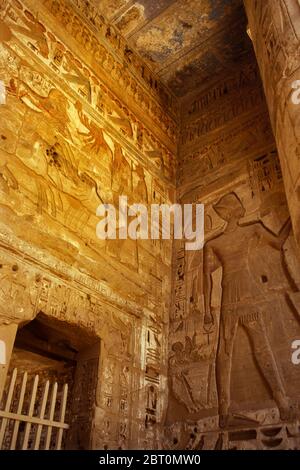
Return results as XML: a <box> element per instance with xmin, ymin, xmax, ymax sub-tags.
<box><xmin>213</xmin><ymin>193</ymin><xmax>245</xmax><ymax>222</ymax></box>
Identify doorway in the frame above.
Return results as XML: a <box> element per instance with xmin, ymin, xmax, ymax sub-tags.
<box><xmin>0</xmin><ymin>313</ymin><xmax>100</xmax><ymax>450</ymax></box>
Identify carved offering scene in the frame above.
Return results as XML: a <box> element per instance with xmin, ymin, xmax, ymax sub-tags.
<box><xmin>0</xmin><ymin>0</ymin><xmax>300</xmax><ymax>454</ymax></box>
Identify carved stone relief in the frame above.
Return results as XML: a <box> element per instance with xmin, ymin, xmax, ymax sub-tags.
<box><xmin>0</xmin><ymin>0</ymin><xmax>171</xmax><ymax>450</ymax></box>
<box><xmin>170</xmin><ymin>52</ymin><xmax>300</xmax><ymax>449</ymax></box>
<box><xmin>244</xmin><ymin>0</ymin><xmax>300</xmax><ymax>247</ymax></box>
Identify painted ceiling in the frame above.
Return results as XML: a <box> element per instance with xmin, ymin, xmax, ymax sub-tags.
<box><xmin>94</xmin><ymin>0</ymin><xmax>253</xmax><ymax>98</ymax></box>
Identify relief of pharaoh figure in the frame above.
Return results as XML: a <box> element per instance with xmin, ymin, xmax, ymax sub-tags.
<box><xmin>203</xmin><ymin>192</ymin><xmax>293</xmax><ymax>428</ymax></box>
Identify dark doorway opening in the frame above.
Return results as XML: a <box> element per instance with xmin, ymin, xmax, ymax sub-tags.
<box><xmin>1</xmin><ymin>313</ymin><xmax>100</xmax><ymax>450</ymax></box>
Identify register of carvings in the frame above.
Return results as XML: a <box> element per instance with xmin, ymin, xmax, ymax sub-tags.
<box><xmin>167</xmin><ymin>46</ymin><xmax>300</xmax><ymax>450</ymax></box>
<box><xmin>0</xmin><ymin>0</ymin><xmax>173</xmax><ymax>449</ymax></box>
<box><xmin>244</xmin><ymin>0</ymin><xmax>300</xmax><ymax>247</ymax></box>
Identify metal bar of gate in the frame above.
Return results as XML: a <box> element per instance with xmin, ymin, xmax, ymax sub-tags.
<box><xmin>45</xmin><ymin>382</ymin><xmax>58</xmax><ymax>450</ymax></box>
<box><xmin>34</xmin><ymin>380</ymin><xmax>50</xmax><ymax>450</ymax></box>
<box><xmin>22</xmin><ymin>374</ymin><xmax>39</xmax><ymax>450</ymax></box>
<box><xmin>10</xmin><ymin>371</ymin><xmax>28</xmax><ymax>450</ymax></box>
<box><xmin>0</xmin><ymin>369</ymin><xmax>69</xmax><ymax>450</ymax></box>
<box><xmin>55</xmin><ymin>383</ymin><xmax>68</xmax><ymax>450</ymax></box>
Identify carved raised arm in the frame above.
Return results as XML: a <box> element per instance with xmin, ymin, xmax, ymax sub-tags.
<box><xmin>258</xmin><ymin>218</ymin><xmax>292</xmax><ymax>250</ymax></box>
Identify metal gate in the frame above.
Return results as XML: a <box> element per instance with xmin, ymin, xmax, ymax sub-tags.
<box><xmin>0</xmin><ymin>368</ymin><xmax>69</xmax><ymax>450</ymax></box>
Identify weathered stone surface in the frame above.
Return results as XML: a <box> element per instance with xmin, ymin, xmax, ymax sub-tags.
<box><xmin>89</xmin><ymin>0</ymin><xmax>252</xmax><ymax>97</ymax></box>
<box><xmin>0</xmin><ymin>0</ymin><xmax>173</xmax><ymax>449</ymax></box>
<box><xmin>168</xmin><ymin>49</ymin><xmax>300</xmax><ymax>449</ymax></box>
<box><xmin>244</xmin><ymin>0</ymin><xmax>300</xmax><ymax>251</ymax></box>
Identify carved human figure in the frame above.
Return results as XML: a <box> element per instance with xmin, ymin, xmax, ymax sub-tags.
<box><xmin>75</xmin><ymin>100</ymin><xmax>113</xmax><ymax>180</ymax></box>
<box><xmin>169</xmin><ymin>341</ymin><xmax>199</xmax><ymax>413</ymax></box>
<box><xmin>203</xmin><ymin>193</ymin><xmax>292</xmax><ymax>427</ymax></box>
<box><xmin>169</xmin><ymin>335</ymin><xmax>207</xmax><ymax>413</ymax></box>
<box><xmin>10</xmin><ymin>10</ymin><xmax>49</xmax><ymax>58</ymax></box>
<box><xmin>133</xmin><ymin>164</ymin><xmax>148</xmax><ymax>204</ymax></box>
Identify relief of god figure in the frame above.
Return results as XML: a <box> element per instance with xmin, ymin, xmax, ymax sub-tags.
<box><xmin>203</xmin><ymin>193</ymin><xmax>293</xmax><ymax>428</ymax></box>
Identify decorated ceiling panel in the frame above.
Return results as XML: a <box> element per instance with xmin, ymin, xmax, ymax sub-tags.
<box><xmin>93</xmin><ymin>0</ymin><xmax>253</xmax><ymax>97</ymax></box>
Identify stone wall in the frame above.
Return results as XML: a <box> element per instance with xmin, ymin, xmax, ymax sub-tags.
<box><xmin>0</xmin><ymin>0</ymin><xmax>175</xmax><ymax>449</ymax></box>
<box><xmin>166</xmin><ymin>53</ymin><xmax>300</xmax><ymax>450</ymax></box>
<box><xmin>244</xmin><ymin>0</ymin><xmax>300</xmax><ymax>248</ymax></box>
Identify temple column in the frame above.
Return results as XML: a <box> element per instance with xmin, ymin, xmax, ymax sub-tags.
<box><xmin>0</xmin><ymin>323</ymin><xmax>17</xmax><ymax>403</ymax></box>
<box><xmin>244</xmin><ymin>0</ymin><xmax>300</xmax><ymax>245</ymax></box>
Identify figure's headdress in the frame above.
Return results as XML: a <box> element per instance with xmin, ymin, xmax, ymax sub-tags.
<box><xmin>213</xmin><ymin>193</ymin><xmax>245</xmax><ymax>221</ymax></box>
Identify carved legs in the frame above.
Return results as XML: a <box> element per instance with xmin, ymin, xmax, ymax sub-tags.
<box><xmin>245</xmin><ymin>317</ymin><xmax>293</xmax><ymax>421</ymax></box>
<box><xmin>216</xmin><ymin>312</ymin><xmax>294</xmax><ymax>428</ymax></box>
<box><xmin>216</xmin><ymin>315</ymin><xmax>238</xmax><ymax>428</ymax></box>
